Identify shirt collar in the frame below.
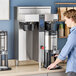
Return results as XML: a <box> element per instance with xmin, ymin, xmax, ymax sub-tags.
<box><xmin>70</xmin><ymin>26</ymin><xmax>76</xmax><ymax>33</ymax></box>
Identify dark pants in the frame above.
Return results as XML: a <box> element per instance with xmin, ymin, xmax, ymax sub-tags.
<box><xmin>67</xmin><ymin>72</ymin><xmax>76</xmax><ymax>76</ymax></box>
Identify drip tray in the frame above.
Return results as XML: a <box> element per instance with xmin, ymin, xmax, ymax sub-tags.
<box><xmin>0</xmin><ymin>66</ymin><xmax>11</xmax><ymax>71</ymax></box>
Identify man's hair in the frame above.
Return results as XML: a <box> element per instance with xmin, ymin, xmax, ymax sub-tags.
<box><xmin>63</xmin><ymin>9</ymin><xmax>76</xmax><ymax>23</ymax></box>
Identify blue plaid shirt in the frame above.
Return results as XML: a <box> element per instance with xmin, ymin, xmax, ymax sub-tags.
<box><xmin>58</xmin><ymin>26</ymin><xmax>76</xmax><ymax>73</ymax></box>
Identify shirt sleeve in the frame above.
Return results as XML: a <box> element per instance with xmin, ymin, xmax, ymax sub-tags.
<box><xmin>58</xmin><ymin>34</ymin><xmax>76</xmax><ymax>60</ymax></box>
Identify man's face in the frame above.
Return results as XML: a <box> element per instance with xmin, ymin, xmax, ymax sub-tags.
<box><xmin>64</xmin><ymin>16</ymin><xmax>72</xmax><ymax>28</ymax></box>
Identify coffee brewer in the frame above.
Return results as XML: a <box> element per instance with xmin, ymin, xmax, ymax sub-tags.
<box><xmin>14</xmin><ymin>7</ymin><xmax>61</xmax><ymax>69</ymax></box>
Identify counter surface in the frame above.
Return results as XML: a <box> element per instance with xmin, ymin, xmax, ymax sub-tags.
<box><xmin>0</xmin><ymin>64</ymin><xmax>66</xmax><ymax>76</ymax></box>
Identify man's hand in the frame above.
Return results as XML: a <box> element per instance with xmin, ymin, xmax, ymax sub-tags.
<box><xmin>47</xmin><ymin>63</ymin><xmax>56</xmax><ymax>70</ymax></box>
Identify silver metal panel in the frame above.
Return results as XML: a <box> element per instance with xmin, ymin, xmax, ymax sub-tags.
<box><xmin>45</xmin><ymin>31</ymin><xmax>50</xmax><ymax>50</ymax></box>
<box><xmin>45</xmin><ymin>14</ymin><xmax>58</xmax><ymax>21</ymax></box>
<box><xmin>26</xmin><ymin>31</ymin><xmax>34</xmax><ymax>60</ymax></box>
<box><xmin>33</xmin><ymin>25</ymin><xmax>39</xmax><ymax>61</ymax></box>
<box><xmin>17</xmin><ymin>7</ymin><xmax>51</xmax><ymax>21</ymax></box>
<box><xmin>25</xmin><ymin>14</ymin><xmax>39</xmax><ymax>22</ymax></box>
<box><xmin>19</xmin><ymin>29</ymin><xmax>27</xmax><ymax>61</ymax></box>
<box><xmin>39</xmin><ymin>32</ymin><xmax>44</xmax><ymax>68</ymax></box>
<box><xmin>19</xmin><ymin>30</ymin><xmax>34</xmax><ymax>61</ymax></box>
<box><xmin>18</xmin><ymin>7</ymin><xmax>51</xmax><ymax>14</ymax></box>
<box><xmin>50</xmin><ymin>35</ymin><xmax>57</xmax><ymax>50</ymax></box>
<box><xmin>23</xmin><ymin>14</ymin><xmax>58</xmax><ymax>22</ymax></box>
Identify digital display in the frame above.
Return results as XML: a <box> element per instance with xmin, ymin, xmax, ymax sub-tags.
<box><xmin>39</xmin><ymin>15</ymin><xmax>45</xmax><ymax>31</ymax></box>
<box><xmin>39</xmin><ymin>18</ymin><xmax>44</xmax><ymax>27</ymax></box>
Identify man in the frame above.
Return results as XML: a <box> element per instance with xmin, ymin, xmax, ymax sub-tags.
<box><xmin>47</xmin><ymin>9</ymin><xmax>76</xmax><ymax>76</ymax></box>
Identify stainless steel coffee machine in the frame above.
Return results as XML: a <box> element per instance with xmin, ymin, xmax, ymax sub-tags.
<box><xmin>14</xmin><ymin>7</ymin><xmax>59</xmax><ymax>68</ymax></box>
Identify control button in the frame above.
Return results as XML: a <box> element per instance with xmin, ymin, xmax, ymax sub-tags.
<box><xmin>40</xmin><ymin>46</ymin><xmax>44</xmax><ymax>50</ymax></box>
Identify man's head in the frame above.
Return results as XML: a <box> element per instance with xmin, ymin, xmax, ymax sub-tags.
<box><xmin>63</xmin><ymin>9</ymin><xmax>76</xmax><ymax>28</ymax></box>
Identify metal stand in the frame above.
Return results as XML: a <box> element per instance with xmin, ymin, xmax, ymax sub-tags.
<box><xmin>0</xmin><ymin>31</ymin><xmax>11</xmax><ymax>71</ymax></box>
